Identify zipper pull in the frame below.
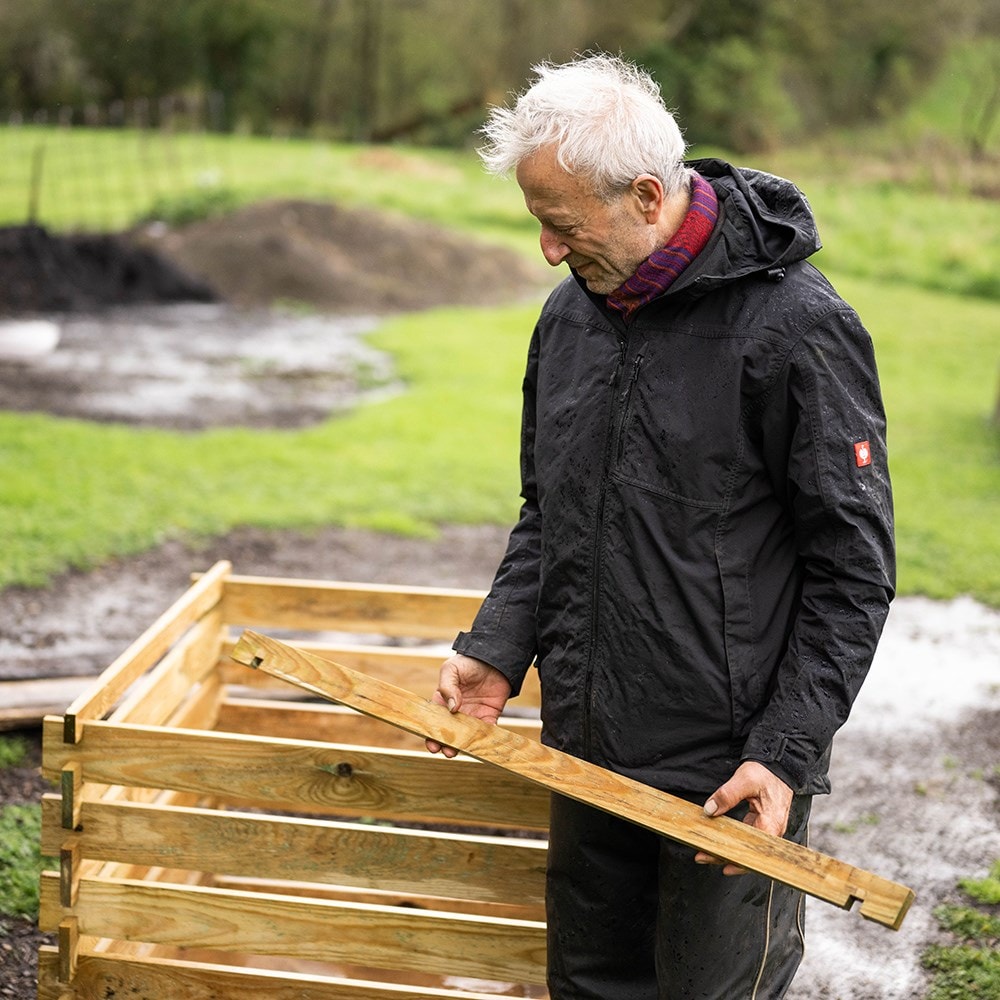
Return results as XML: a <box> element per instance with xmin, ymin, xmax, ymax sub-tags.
<box><xmin>623</xmin><ymin>353</ymin><xmax>644</xmax><ymax>398</ymax></box>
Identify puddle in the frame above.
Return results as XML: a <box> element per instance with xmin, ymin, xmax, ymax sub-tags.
<box><xmin>847</xmin><ymin>595</ymin><xmax>1000</xmax><ymax>733</ymax></box>
<box><xmin>0</xmin><ymin>303</ymin><xmax>399</xmax><ymax>430</ymax></box>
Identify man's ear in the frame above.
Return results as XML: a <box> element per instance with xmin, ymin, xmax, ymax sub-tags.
<box><xmin>631</xmin><ymin>174</ymin><xmax>665</xmax><ymax>222</ymax></box>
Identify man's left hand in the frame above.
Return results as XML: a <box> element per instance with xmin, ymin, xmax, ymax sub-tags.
<box><xmin>695</xmin><ymin>761</ymin><xmax>794</xmax><ymax>876</ymax></box>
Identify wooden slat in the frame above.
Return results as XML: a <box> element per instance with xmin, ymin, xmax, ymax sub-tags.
<box><xmin>218</xmin><ymin>639</ymin><xmax>446</xmax><ymax>685</ymax></box>
<box><xmin>217</xmin><ymin>639</ymin><xmax>544</xmax><ymax>710</ymax></box>
<box><xmin>37</xmin><ymin>946</ymin><xmax>540</xmax><ymax>1000</ymax></box>
<box><xmin>207</xmin><ymin>878</ymin><xmax>544</xmax><ymax>922</ymax></box>
<box><xmin>108</xmin><ymin>608</ymin><xmax>224</xmax><ymax>726</ymax></box>
<box><xmin>232</xmin><ymin>630</ymin><xmax>916</xmax><ymax>931</ymax></box>
<box><xmin>39</xmin><ymin>874</ymin><xmax>547</xmax><ymax>985</ymax></box>
<box><xmin>218</xmin><ymin>576</ymin><xmax>484</xmax><ymax>640</ymax></box>
<box><xmin>216</xmin><ymin>698</ymin><xmax>542</xmax><ymax>750</ymax></box>
<box><xmin>41</xmin><ymin>717</ymin><xmax>550</xmax><ymax>831</ymax></box>
<box><xmin>41</xmin><ymin>797</ymin><xmax>546</xmax><ymax>908</ymax></box>
<box><xmin>62</xmin><ymin>560</ymin><xmax>231</xmax><ymax>742</ymax></box>
<box><xmin>0</xmin><ymin>677</ymin><xmax>93</xmax><ymax>731</ymax></box>
<box><xmin>168</xmin><ymin>669</ymin><xmax>225</xmax><ymax>732</ymax></box>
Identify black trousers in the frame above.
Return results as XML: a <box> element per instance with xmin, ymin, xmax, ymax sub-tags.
<box><xmin>545</xmin><ymin>791</ymin><xmax>811</xmax><ymax>1000</ymax></box>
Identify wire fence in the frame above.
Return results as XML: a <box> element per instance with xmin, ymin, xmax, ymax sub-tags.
<box><xmin>0</xmin><ymin>95</ymin><xmax>238</xmax><ymax>233</ymax></box>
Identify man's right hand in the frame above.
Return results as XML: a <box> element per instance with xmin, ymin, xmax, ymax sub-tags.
<box><xmin>425</xmin><ymin>653</ymin><xmax>512</xmax><ymax>758</ymax></box>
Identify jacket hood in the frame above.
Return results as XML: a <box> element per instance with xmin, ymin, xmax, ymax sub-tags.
<box><xmin>678</xmin><ymin>157</ymin><xmax>822</xmax><ymax>294</ymax></box>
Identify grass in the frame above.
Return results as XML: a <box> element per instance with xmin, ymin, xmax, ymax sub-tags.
<box><xmin>0</xmin><ymin>734</ymin><xmax>29</xmax><ymax>769</ymax></box>
<box><xmin>0</xmin><ymin>735</ymin><xmax>47</xmax><ymax>921</ymax></box>
<box><xmin>0</xmin><ymin>303</ymin><xmax>531</xmax><ymax>587</ymax></box>
<box><xmin>0</xmin><ymin>805</ymin><xmax>45</xmax><ymax>919</ymax></box>
<box><xmin>924</xmin><ymin>861</ymin><xmax>1000</xmax><ymax>999</ymax></box>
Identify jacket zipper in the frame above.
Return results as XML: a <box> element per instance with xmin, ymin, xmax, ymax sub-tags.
<box><xmin>582</xmin><ymin>338</ymin><xmax>629</xmax><ymax>760</ymax></box>
<box><xmin>615</xmin><ymin>353</ymin><xmax>644</xmax><ymax>464</ymax></box>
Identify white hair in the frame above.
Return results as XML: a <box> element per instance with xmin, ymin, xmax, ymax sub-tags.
<box><xmin>478</xmin><ymin>53</ymin><xmax>690</xmax><ymax>200</ymax></box>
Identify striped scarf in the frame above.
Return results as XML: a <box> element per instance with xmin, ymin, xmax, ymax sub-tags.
<box><xmin>606</xmin><ymin>172</ymin><xmax>718</xmax><ymax>321</ymax></box>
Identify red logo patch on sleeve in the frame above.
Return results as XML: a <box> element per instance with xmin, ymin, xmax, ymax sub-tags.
<box><xmin>854</xmin><ymin>440</ymin><xmax>872</xmax><ymax>467</ymax></box>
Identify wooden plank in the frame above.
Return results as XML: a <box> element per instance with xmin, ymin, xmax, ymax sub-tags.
<box><xmin>219</xmin><ymin>640</ymin><xmax>447</xmax><ymax>686</ymax></box>
<box><xmin>37</xmin><ymin>946</ymin><xmax>540</xmax><ymax>1000</ymax></box>
<box><xmin>108</xmin><ymin>607</ymin><xmax>224</xmax><ymax>726</ymax></box>
<box><xmin>62</xmin><ymin>560</ymin><xmax>231</xmax><ymax>743</ymax></box>
<box><xmin>218</xmin><ymin>576</ymin><xmax>484</xmax><ymax>640</ymax></box>
<box><xmin>40</xmin><ymin>797</ymin><xmax>546</xmax><ymax>908</ymax></box>
<box><xmin>0</xmin><ymin>677</ymin><xmax>93</xmax><ymax>731</ymax></box>
<box><xmin>216</xmin><ymin>698</ymin><xmax>542</xmax><ymax>750</ymax></box>
<box><xmin>217</xmin><ymin>639</ymin><xmax>544</xmax><ymax>710</ymax></box>
<box><xmin>41</xmin><ymin>717</ymin><xmax>550</xmax><ymax>831</ymax></box>
<box><xmin>168</xmin><ymin>669</ymin><xmax>225</xmax><ymax>732</ymax></box>
<box><xmin>232</xmin><ymin>630</ymin><xmax>916</xmax><ymax>931</ymax></box>
<box><xmin>207</xmin><ymin>878</ymin><xmax>544</xmax><ymax>922</ymax></box>
<box><xmin>39</xmin><ymin>874</ymin><xmax>547</xmax><ymax>985</ymax></box>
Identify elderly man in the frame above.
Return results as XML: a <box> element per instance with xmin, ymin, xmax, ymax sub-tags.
<box><xmin>428</xmin><ymin>54</ymin><xmax>894</xmax><ymax>999</ymax></box>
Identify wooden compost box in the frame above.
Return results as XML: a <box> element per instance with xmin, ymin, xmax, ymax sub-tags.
<box><xmin>38</xmin><ymin>560</ymin><xmax>550</xmax><ymax>999</ymax></box>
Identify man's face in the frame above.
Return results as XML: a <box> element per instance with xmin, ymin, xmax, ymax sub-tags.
<box><xmin>516</xmin><ymin>146</ymin><xmax>658</xmax><ymax>295</ymax></box>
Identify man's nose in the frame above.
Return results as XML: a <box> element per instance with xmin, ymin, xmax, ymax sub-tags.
<box><xmin>540</xmin><ymin>228</ymin><xmax>570</xmax><ymax>266</ymax></box>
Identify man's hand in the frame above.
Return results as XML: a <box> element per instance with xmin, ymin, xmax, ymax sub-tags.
<box><xmin>695</xmin><ymin>761</ymin><xmax>794</xmax><ymax>876</ymax></box>
<box><xmin>425</xmin><ymin>653</ymin><xmax>512</xmax><ymax>758</ymax></box>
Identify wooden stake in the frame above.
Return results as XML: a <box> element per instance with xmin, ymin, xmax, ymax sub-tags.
<box><xmin>231</xmin><ymin>630</ymin><xmax>915</xmax><ymax>930</ymax></box>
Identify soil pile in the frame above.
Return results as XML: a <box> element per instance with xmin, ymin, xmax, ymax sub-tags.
<box><xmin>0</xmin><ymin>225</ymin><xmax>216</xmax><ymax>314</ymax></box>
<box><xmin>134</xmin><ymin>199</ymin><xmax>546</xmax><ymax>312</ymax></box>
<box><xmin>1</xmin><ymin>200</ymin><xmax>547</xmax><ymax>318</ymax></box>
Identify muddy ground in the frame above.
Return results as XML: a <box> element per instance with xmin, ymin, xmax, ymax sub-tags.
<box><xmin>0</xmin><ymin>203</ymin><xmax>998</xmax><ymax>999</ymax></box>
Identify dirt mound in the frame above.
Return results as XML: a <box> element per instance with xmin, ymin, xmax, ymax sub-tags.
<box><xmin>0</xmin><ymin>225</ymin><xmax>216</xmax><ymax>314</ymax></box>
<box><xmin>1</xmin><ymin>200</ymin><xmax>547</xmax><ymax>318</ymax></box>
<box><xmin>134</xmin><ymin>199</ymin><xmax>546</xmax><ymax>312</ymax></box>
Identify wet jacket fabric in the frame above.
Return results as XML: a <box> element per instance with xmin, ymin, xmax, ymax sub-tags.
<box><xmin>454</xmin><ymin>158</ymin><xmax>895</xmax><ymax>796</ymax></box>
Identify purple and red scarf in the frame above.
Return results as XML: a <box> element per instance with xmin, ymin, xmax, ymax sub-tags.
<box><xmin>606</xmin><ymin>172</ymin><xmax>718</xmax><ymax>321</ymax></box>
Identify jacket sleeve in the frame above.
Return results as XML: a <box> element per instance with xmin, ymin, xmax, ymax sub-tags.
<box><xmin>452</xmin><ymin>329</ymin><xmax>542</xmax><ymax>697</ymax></box>
<box><xmin>741</xmin><ymin>303</ymin><xmax>895</xmax><ymax>791</ymax></box>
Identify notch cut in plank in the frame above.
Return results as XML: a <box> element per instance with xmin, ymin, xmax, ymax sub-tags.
<box><xmin>232</xmin><ymin>629</ymin><xmax>915</xmax><ymax>931</ymax></box>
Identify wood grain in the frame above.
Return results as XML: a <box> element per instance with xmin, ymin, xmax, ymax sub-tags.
<box><xmin>41</xmin><ymin>796</ymin><xmax>546</xmax><ymax>908</ymax></box>
<box><xmin>37</xmin><ymin>946</ymin><xmax>535</xmax><ymax>1000</ymax></box>
<box><xmin>217</xmin><ymin>576</ymin><xmax>485</xmax><ymax>640</ymax></box>
<box><xmin>216</xmin><ymin>697</ymin><xmax>541</xmax><ymax>750</ymax></box>
<box><xmin>39</xmin><ymin>874</ymin><xmax>547</xmax><ymax>985</ymax></box>
<box><xmin>42</xmin><ymin>716</ymin><xmax>550</xmax><ymax>831</ymax></box>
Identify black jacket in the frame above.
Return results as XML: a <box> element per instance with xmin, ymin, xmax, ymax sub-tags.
<box><xmin>455</xmin><ymin>158</ymin><xmax>895</xmax><ymax>796</ymax></box>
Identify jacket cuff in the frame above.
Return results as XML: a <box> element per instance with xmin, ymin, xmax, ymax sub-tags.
<box><xmin>741</xmin><ymin>727</ymin><xmax>810</xmax><ymax>792</ymax></box>
<box><xmin>453</xmin><ymin>630</ymin><xmax>535</xmax><ymax>698</ymax></box>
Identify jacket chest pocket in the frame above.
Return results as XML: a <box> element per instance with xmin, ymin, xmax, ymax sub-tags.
<box><xmin>614</xmin><ymin>350</ymin><xmax>741</xmax><ymax>508</ymax></box>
